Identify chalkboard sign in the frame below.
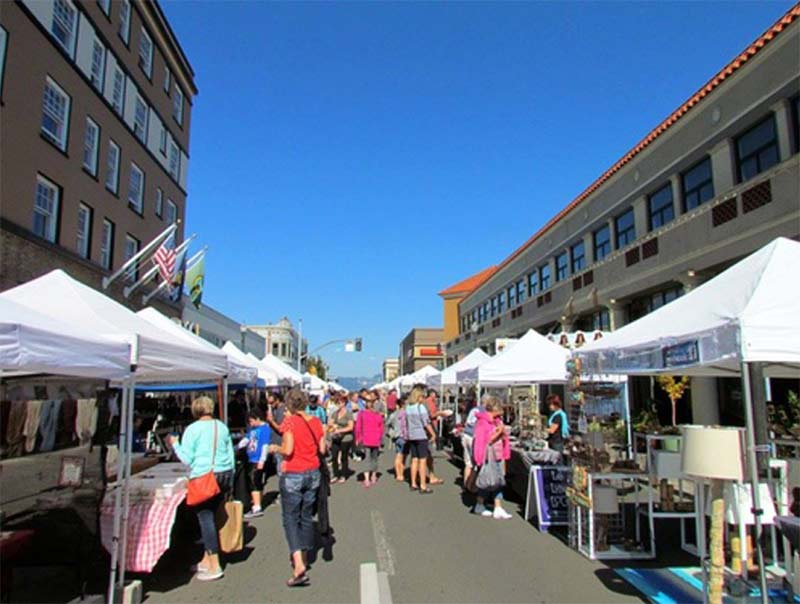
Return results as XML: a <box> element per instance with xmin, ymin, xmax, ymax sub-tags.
<box><xmin>530</xmin><ymin>466</ymin><xmax>570</xmax><ymax>532</ymax></box>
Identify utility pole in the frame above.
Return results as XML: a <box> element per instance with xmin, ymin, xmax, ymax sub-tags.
<box><xmin>297</xmin><ymin>318</ymin><xmax>303</xmax><ymax>372</ymax></box>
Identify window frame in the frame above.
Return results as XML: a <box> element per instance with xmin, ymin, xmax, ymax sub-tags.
<box><xmin>735</xmin><ymin>114</ymin><xmax>780</xmax><ymax>183</ymax></box>
<box><xmin>89</xmin><ymin>38</ymin><xmax>105</xmax><ymax>91</ymax></box>
<box><xmin>681</xmin><ymin>157</ymin><xmax>715</xmax><ymax>212</ymax></box>
<box><xmin>155</xmin><ymin>188</ymin><xmax>163</xmax><ymax>218</ymax></box>
<box><xmin>172</xmin><ymin>84</ymin><xmax>184</xmax><ymax>126</ymax></box>
<box><xmin>97</xmin><ymin>0</ymin><xmax>111</xmax><ymax>16</ymax></box>
<box><xmin>123</xmin><ymin>233</ymin><xmax>140</xmax><ymax>282</ymax></box>
<box><xmin>105</xmin><ymin>139</ymin><xmax>120</xmax><ymax>193</ymax></box>
<box><xmin>128</xmin><ymin>162</ymin><xmax>145</xmax><ymax>214</ymax></box>
<box><xmin>168</xmin><ymin>139</ymin><xmax>180</xmax><ymax>180</ymax></box>
<box><xmin>118</xmin><ymin>0</ymin><xmax>131</xmax><ymax>45</ymax></box>
<box><xmin>133</xmin><ymin>94</ymin><xmax>148</xmax><ymax>143</ymax></box>
<box><xmin>615</xmin><ymin>207</ymin><xmax>636</xmax><ymax>249</ymax></box>
<box><xmin>99</xmin><ymin>218</ymin><xmax>115</xmax><ymax>270</ymax></box>
<box><xmin>593</xmin><ymin>224</ymin><xmax>611</xmax><ymax>262</ymax></box>
<box><xmin>539</xmin><ymin>264</ymin><xmax>551</xmax><ymax>291</ymax></box>
<box><xmin>507</xmin><ymin>284</ymin><xmax>517</xmax><ymax>308</ymax></box>
<box><xmin>82</xmin><ymin>116</ymin><xmax>100</xmax><ymax>176</ymax></box>
<box><xmin>528</xmin><ymin>270</ymin><xmax>539</xmax><ymax>296</ymax></box>
<box><xmin>138</xmin><ymin>27</ymin><xmax>153</xmax><ymax>78</ymax></box>
<box><xmin>516</xmin><ymin>279</ymin><xmax>526</xmax><ymax>304</ymax></box>
<box><xmin>792</xmin><ymin>96</ymin><xmax>800</xmax><ymax>154</ymax></box>
<box><xmin>51</xmin><ymin>0</ymin><xmax>78</xmax><ymax>57</ymax></box>
<box><xmin>41</xmin><ymin>76</ymin><xmax>71</xmax><ymax>152</ymax></box>
<box><xmin>570</xmin><ymin>240</ymin><xmax>586</xmax><ymax>273</ymax></box>
<box><xmin>111</xmin><ymin>65</ymin><xmax>125</xmax><ymax>115</ymax></box>
<box><xmin>76</xmin><ymin>202</ymin><xmax>93</xmax><ymax>259</ymax></box>
<box><xmin>555</xmin><ymin>251</ymin><xmax>569</xmax><ymax>282</ymax></box>
<box><xmin>0</xmin><ymin>26</ymin><xmax>7</xmax><ymax>101</ymax></box>
<box><xmin>166</xmin><ymin>198</ymin><xmax>177</xmax><ymax>225</ymax></box>
<box><xmin>164</xmin><ymin>65</ymin><xmax>172</xmax><ymax>94</ymax></box>
<box><xmin>647</xmin><ymin>182</ymin><xmax>674</xmax><ymax>231</ymax></box>
<box><xmin>498</xmin><ymin>291</ymin><xmax>506</xmax><ymax>313</ymax></box>
<box><xmin>33</xmin><ymin>175</ymin><xmax>61</xmax><ymax>243</ymax></box>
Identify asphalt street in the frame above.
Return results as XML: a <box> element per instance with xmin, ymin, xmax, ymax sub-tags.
<box><xmin>139</xmin><ymin>449</ymin><xmax>644</xmax><ymax>604</ymax></box>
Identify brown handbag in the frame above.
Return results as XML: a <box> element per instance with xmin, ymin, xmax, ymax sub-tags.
<box><xmin>186</xmin><ymin>421</ymin><xmax>221</xmax><ymax>506</ymax></box>
<box><xmin>216</xmin><ymin>499</ymin><xmax>244</xmax><ymax>553</ymax></box>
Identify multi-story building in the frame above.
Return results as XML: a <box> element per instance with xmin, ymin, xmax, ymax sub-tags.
<box><xmin>181</xmin><ymin>298</ymin><xmax>265</xmax><ymax>356</ymax></box>
<box><xmin>246</xmin><ymin>317</ymin><xmax>309</xmax><ymax>369</ymax></box>
<box><xmin>400</xmin><ymin>328</ymin><xmax>444</xmax><ymax>375</ymax></box>
<box><xmin>382</xmin><ymin>357</ymin><xmax>399</xmax><ymax>382</ymax></box>
<box><xmin>445</xmin><ymin>5</ymin><xmax>800</xmax><ymax>425</ymax></box>
<box><xmin>0</xmin><ymin>0</ymin><xmax>196</xmax><ymax>316</ymax></box>
<box><xmin>438</xmin><ymin>265</ymin><xmax>497</xmax><ymax>360</ymax></box>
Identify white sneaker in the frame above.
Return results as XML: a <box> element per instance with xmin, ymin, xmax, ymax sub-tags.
<box><xmin>480</xmin><ymin>509</ymin><xmax>493</xmax><ymax>518</ymax></box>
<box><xmin>196</xmin><ymin>568</ymin><xmax>224</xmax><ymax>582</ymax></box>
<box><xmin>493</xmin><ymin>508</ymin><xmax>513</xmax><ymax>520</ymax></box>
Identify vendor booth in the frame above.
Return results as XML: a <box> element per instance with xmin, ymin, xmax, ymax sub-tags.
<box><xmin>576</xmin><ymin>237</ymin><xmax>800</xmax><ymax>603</ymax></box>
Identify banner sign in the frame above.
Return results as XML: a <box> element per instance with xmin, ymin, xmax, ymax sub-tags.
<box><xmin>531</xmin><ymin>465</ymin><xmax>570</xmax><ymax>532</ymax></box>
<box><xmin>663</xmin><ymin>340</ymin><xmax>700</xmax><ymax>368</ymax></box>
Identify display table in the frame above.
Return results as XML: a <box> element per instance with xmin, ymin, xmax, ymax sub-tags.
<box><xmin>100</xmin><ymin>462</ymin><xmax>189</xmax><ymax>573</ymax></box>
<box><xmin>507</xmin><ymin>447</ymin><xmax>562</xmax><ymax>499</ymax></box>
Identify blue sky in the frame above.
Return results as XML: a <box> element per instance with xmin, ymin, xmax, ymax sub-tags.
<box><xmin>160</xmin><ymin>0</ymin><xmax>794</xmax><ymax>378</ymax></box>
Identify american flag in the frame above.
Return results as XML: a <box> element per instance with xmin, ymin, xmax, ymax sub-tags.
<box><xmin>152</xmin><ymin>235</ymin><xmax>176</xmax><ymax>287</ymax></box>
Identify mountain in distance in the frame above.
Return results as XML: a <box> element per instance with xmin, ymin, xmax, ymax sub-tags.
<box><xmin>334</xmin><ymin>375</ymin><xmax>382</xmax><ymax>391</ymax></box>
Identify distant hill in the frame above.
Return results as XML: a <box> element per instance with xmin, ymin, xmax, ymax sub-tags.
<box><xmin>335</xmin><ymin>375</ymin><xmax>382</xmax><ymax>391</ymax></box>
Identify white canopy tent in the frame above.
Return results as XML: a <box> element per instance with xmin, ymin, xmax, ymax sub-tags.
<box><xmin>576</xmin><ymin>237</ymin><xmax>800</xmax><ymax>603</ymax></box>
<box><xmin>138</xmin><ymin>308</ymin><xmax>257</xmax><ymax>385</ymax></box>
<box><xmin>303</xmin><ymin>372</ymin><xmax>328</xmax><ymax>391</ymax></box>
<box><xmin>328</xmin><ymin>381</ymin><xmax>347</xmax><ymax>392</ymax></box>
<box><xmin>221</xmin><ymin>342</ymin><xmax>277</xmax><ymax>386</ymax></box>
<box><xmin>252</xmin><ymin>353</ymin><xmax>303</xmax><ymax>386</ymax></box>
<box><xmin>456</xmin><ymin>329</ymin><xmax>570</xmax><ymax>387</ymax></box>
<box><xmin>0</xmin><ymin>297</ymin><xmax>131</xmax><ymax>380</ymax></box>
<box><xmin>0</xmin><ymin>270</ymin><xmax>232</xmax><ymax>603</ymax></box>
<box><xmin>427</xmin><ymin>348</ymin><xmax>490</xmax><ymax>387</ymax></box>
<box><xmin>395</xmin><ymin>364</ymin><xmax>441</xmax><ymax>389</ymax></box>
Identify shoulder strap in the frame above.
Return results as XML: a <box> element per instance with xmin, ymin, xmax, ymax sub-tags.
<box><xmin>211</xmin><ymin>420</ymin><xmax>218</xmax><ymax>470</ymax></box>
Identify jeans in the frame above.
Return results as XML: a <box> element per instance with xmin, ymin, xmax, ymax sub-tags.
<box><xmin>365</xmin><ymin>447</ymin><xmax>380</xmax><ymax>473</ymax></box>
<box><xmin>195</xmin><ymin>470</ymin><xmax>233</xmax><ymax>555</ymax></box>
<box><xmin>330</xmin><ymin>439</ymin><xmax>352</xmax><ymax>479</ymax></box>
<box><xmin>280</xmin><ymin>469</ymin><xmax>321</xmax><ymax>554</ymax></box>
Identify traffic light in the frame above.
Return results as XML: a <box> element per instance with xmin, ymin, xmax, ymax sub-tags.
<box><xmin>355</xmin><ymin>337</ymin><xmax>362</xmax><ymax>352</ymax></box>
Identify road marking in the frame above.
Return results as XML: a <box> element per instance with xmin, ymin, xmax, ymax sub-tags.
<box><xmin>360</xmin><ymin>563</ymin><xmax>393</xmax><ymax>604</ymax></box>
<box><xmin>370</xmin><ymin>510</ymin><xmax>396</xmax><ymax>576</ymax></box>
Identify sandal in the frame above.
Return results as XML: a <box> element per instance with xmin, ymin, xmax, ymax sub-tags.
<box><xmin>429</xmin><ymin>478</ymin><xmax>444</xmax><ymax>485</ymax></box>
<box><xmin>419</xmin><ymin>488</ymin><xmax>434</xmax><ymax>495</ymax></box>
<box><xmin>409</xmin><ymin>485</ymin><xmax>419</xmax><ymax>491</ymax></box>
<box><xmin>286</xmin><ymin>572</ymin><xmax>310</xmax><ymax>587</ymax></box>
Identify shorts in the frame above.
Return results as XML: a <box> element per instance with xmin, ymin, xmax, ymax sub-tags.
<box><xmin>394</xmin><ymin>438</ymin><xmax>407</xmax><ymax>455</ymax></box>
<box><xmin>407</xmin><ymin>439</ymin><xmax>429</xmax><ymax>459</ymax></box>
<box><xmin>461</xmin><ymin>434</ymin><xmax>474</xmax><ymax>463</ymax></box>
<box><xmin>247</xmin><ymin>463</ymin><xmax>266</xmax><ymax>492</ymax></box>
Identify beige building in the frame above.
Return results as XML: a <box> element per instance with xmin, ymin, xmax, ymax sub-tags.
<box><xmin>246</xmin><ymin>317</ymin><xmax>309</xmax><ymax>369</ymax></box>
<box><xmin>0</xmin><ymin>0</ymin><xmax>196</xmax><ymax>315</ymax></box>
<box><xmin>399</xmin><ymin>328</ymin><xmax>444</xmax><ymax>375</ymax></box>
<box><xmin>444</xmin><ymin>5</ymin><xmax>800</xmax><ymax>424</ymax></box>
<box><xmin>382</xmin><ymin>357</ymin><xmax>399</xmax><ymax>382</ymax></box>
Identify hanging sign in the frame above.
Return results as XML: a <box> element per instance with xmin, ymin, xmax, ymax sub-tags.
<box><xmin>530</xmin><ymin>465</ymin><xmax>570</xmax><ymax>532</ymax></box>
<box><xmin>663</xmin><ymin>340</ymin><xmax>700</xmax><ymax>368</ymax></box>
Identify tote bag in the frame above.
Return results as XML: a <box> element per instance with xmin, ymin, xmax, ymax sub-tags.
<box><xmin>475</xmin><ymin>443</ymin><xmax>506</xmax><ymax>492</ymax></box>
<box><xmin>186</xmin><ymin>421</ymin><xmax>221</xmax><ymax>506</ymax></box>
<box><xmin>216</xmin><ymin>499</ymin><xmax>244</xmax><ymax>553</ymax></box>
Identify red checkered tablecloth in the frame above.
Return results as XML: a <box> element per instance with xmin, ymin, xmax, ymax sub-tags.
<box><xmin>100</xmin><ymin>491</ymin><xmax>186</xmax><ymax>573</ymax></box>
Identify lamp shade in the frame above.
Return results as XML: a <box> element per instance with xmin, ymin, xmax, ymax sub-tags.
<box><xmin>593</xmin><ymin>485</ymin><xmax>620</xmax><ymax>514</ymax></box>
<box><xmin>680</xmin><ymin>425</ymin><xmax>744</xmax><ymax>481</ymax></box>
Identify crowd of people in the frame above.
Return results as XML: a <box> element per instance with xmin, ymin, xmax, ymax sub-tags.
<box><xmin>167</xmin><ymin>384</ymin><xmax>556</xmax><ymax>586</ymax></box>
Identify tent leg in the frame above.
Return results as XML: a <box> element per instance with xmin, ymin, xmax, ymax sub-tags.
<box><xmin>223</xmin><ymin>377</ymin><xmax>229</xmax><ymax>425</ymax></box>
<box><xmin>119</xmin><ymin>381</ymin><xmax>135</xmax><ymax>588</ymax></box>
<box><xmin>107</xmin><ymin>383</ymin><xmax>129</xmax><ymax>604</ymax></box>
<box><xmin>741</xmin><ymin>362</ymin><xmax>768</xmax><ymax>604</ymax></box>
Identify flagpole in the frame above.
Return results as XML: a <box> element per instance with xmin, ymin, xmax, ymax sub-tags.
<box><xmin>103</xmin><ymin>222</ymin><xmax>178</xmax><ymax>290</ymax></box>
<box><xmin>141</xmin><ymin>246</ymin><xmax>207</xmax><ymax>306</ymax></box>
<box><xmin>123</xmin><ymin>234</ymin><xmax>196</xmax><ymax>298</ymax></box>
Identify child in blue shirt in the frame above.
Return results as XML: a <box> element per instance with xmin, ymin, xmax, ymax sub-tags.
<box><xmin>238</xmin><ymin>409</ymin><xmax>271</xmax><ymax>518</ymax></box>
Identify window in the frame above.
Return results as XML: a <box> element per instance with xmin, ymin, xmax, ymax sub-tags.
<box><xmin>41</xmin><ymin>77</ymin><xmax>71</xmax><ymax>151</ymax></box>
<box><xmin>134</xmin><ymin>95</ymin><xmax>147</xmax><ymax>142</ymax></box>
<box><xmin>593</xmin><ymin>309</ymin><xmax>610</xmax><ymax>331</ymax></box>
<box><xmin>736</xmin><ymin>115</ymin><xmax>779</xmax><ymax>182</ymax></box>
<box><xmin>482</xmin><ymin>302</ymin><xmax>489</xmax><ymax>321</ymax></box>
<box><xmin>128</xmin><ymin>163</ymin><xmax>144</xmax><ymax>213</ymax></box>
<box><xmin>682</xmin><ymin>157</ymin><xmax>715</xmax><ymax>211</ymax></box>
<box><xmin>650</xmin><ymin>286</ymin><xmax>683</xmax><ymax>312</ymax></box>
<box><xmin>593</xmin><ymin>224</ymin><xmax>611</xmax><ymax>261</ymax></box>
<box><xmin>280</xmin><ymin>343</ymin><xmax>287</xmax><ymax>357</ymax></box>
<box><xmin>648</xmin><ymin>183</ymin><xmax>674</xmax><ymax>231</ymax></box>
<box><xmin>82</xmin><ymin>117</ymin><xmax>100</xmax><ymax>176</ymax></box>
<box><xmin>90</xmin><ymin>39</ymin><xmax>105</xmax><ymax>91</ymax></box>
<box><xmin>166</xmin><ymin>199</ymin><xmax>177</xmax><ymax>224</ymax></box>
<box><xmin>793</xmin><ymin>96</ymin><xmax>800</xmax><ymax>154</ymax></box>
<box><xmin>111</xmin><ymin>66</ymin><xmax>125</xmax><ymax>115</ymax></box>
<box><xmin>33</xmin><ymin>176</ymin><xmax>60</xmax><ymax>242</ymax></box>
<box><xmin>570</xmin><ymin>241</ymin><xmax>585</xmax><ymax>273</ymax></box>
<box><xmin>99</xmin><ymin>219</ymin><xmax>114</xmax><ymax>270</ymax></box>
<box><xmin>555</xmin><ymin>251</ymin><xmax>569</xmax><ymax>282</ymax></box>
<box><xmin>471</xmin><ymin>309</ymin><xmax>478</xmax><ymax>325</ymax></box>
<box><xmin>51</xmin><ymin>0</ymin><xmax>77</xmax><ymax>56</ymax></box>
<box><xmin>528</xmin><ymin>270</ymin><xmax>539</xmax><ymax>296</ymax></box>
<box><xmin>76</xmin><ymin>203</ymin><xmax>92</xmax><ymax>259</ymax></box>
<box><xmin>155</xmin><ymin>188</ymin><xmax>163</xmax><ymax>218</ymax></box>
<box><xmin>615</xmin><ymin>208</ymin><xmax>636</xmax><ymax>248</ymax></box>
<box><xmin>138</xmin><ymin>28</ymin><xmax>153</xmax><ymax>77</ymax></box>
<box><xmin>0</xmin><ymin>26</ymin><xmax>7</xmax><ymax>99</ymax></box>
<box><xmin>539</xmin><ymin>264</ymin><xmax>551</xmax><ymax>290</ymax></box>
<box><xmin>164</xmin><ymin>65</ymin><xmax>172</xmax><ymax>94</ymax></box>
<box><xmin>159</xmin><ymin>128</ymin><xmax>167</xmax><ymax>155</ymax></box>
<box><xmin>105</xmin><ymin>140</ymin><xmax>120</xmax><ymax>193</ymax></box>
<box><xmin>491</xmin><ymin>297</ymin><xmax>498</xmax><ymax>317</ymax></box>
<box><xmin>173</xmin><ymin>85</ymin><xmax>184</xmax><ymax>125</ymax></box>
<box><xmin>168</xmin><ymin>140</ymin><xmax>180</xmax><ymax>180</ymax></box>
<box><xmin>508</xmin><ymin>285</ymin><xmax>517</xmax><ymax>308</ymax></box>
<box><xmin>97</xmin><ymin>0</ymin><xmax>111</xmax><ymax>16</ymax></box>
<box><xmin>119</xmin><ymin>0</ymin><xmax>131</xmax><ymax>44</ymax></box>
<box><xmin>498</xmin><ymin>291</ymin><xmax>506</xmax><ymax>313</ymax></box>
<box><xmin>123</xmin><ymin>234</ymin><xmax>140</xmax><ymax>281</ymax></box>
<box><xmin>517</xmin><ymin>279</ymin><xmax>526</xmax><ymax>304</ymax></box>
<box><xmin>272</xmin><ymin>343</ymin><xmax>279</xmax><ymax>355</ymax></box>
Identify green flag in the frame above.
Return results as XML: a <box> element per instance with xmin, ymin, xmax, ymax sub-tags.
<box><xmin>186</xmin><ymin>254</ymin><xmax>205</xmax><ymax>309</ymax></box>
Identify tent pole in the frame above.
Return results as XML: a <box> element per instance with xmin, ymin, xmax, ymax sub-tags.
<box><xmin>119</xmin><ymin>381</ymin><xmax>135</xmax><ymax>588</ymax></box>
<box><xmin>107</xmin><ymin>382</ymin><xmax>129</xmax><ymax>604</ymax></box>
<box><xmin>223</xmin><ymin>377</ymin><xmax>229</xmax><ymax>424</ymax></box>
<box><xmin>741</xmin><ymin>362</ymin><xmax>768</xmax><ymax>604</ymax></box>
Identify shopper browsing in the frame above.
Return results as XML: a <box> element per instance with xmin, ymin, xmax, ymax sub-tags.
<box><xmin>355</xmin><ymin>397</ymin><xmax>385</xmax><ymax>488</ymax></box>
<box><xmin>405</xmin><ymin>385</ymin><xmax>436</xmax><ymax>494</ymax></box>
<box><xmin>238</xmin><ymin>409</ymin><xmax>271</xmax><ymax>519</ymax></box>
<box><xmin>546</xmin><ymin>394</ymin><xmax>569</xmax><ymax>453</ymax></box>
<box><xmin>472</xmin><ymin>396</ymin><xmax>512</xmax><ymax>520</ymax></box>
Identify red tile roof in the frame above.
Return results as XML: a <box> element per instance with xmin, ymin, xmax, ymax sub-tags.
<box><xmin>466</xmin><ymin>2</ymin><xmax>800</xmax><ymax>300</ymax></box>
<box><xmin>439</xmin><ymin>265</ymin><xmax>498</xmax><ymax>297</ymax></box>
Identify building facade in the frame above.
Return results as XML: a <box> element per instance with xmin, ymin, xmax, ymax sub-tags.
<box><xmin>0</xmin><ymin>0</ymin><xmax>196</xmax><ymax>316</ymax></box>
<box><xmin>181</xmin><ymin>299</ymin><xmax>265</xmax><ymax>356</ymax></box>
<box><xmin>382</xmin><ymin>358</ymin><xmax>399</xmax><ymax>382</ymax></box>
<box><xmin>246</xmin><ymin>317</ymin><xmax>308</xmax><ymax>369</ymax></box>
<box><xmin>444</xmin><ymin>6</ymin><xmax>800</xmax><ymax>424</ymax></box>
<box><xmin>438</xmin><ymin>266</ymin><xmax>497</xmax><ymax>350</ymax></box>
<box><xmin>400</xmin><ymin>328</ymin><xmax>444</xmax><ymax>375</ymax></box>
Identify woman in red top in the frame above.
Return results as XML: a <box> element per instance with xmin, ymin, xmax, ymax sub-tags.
<box><xmin>268</xmin><ymin>389</ymin><xmax>326</xmax><ymax>587</ymax></box>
